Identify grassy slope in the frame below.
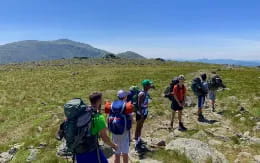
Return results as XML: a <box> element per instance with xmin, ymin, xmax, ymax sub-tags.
<box><xmin>0</xmin><ymin>59</ymin><xmax>259</xmax><ymax>162</ymax></box>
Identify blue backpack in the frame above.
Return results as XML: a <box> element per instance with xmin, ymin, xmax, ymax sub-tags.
<box><xmin>108</xmin><ymin>100</ymin><xmax>131</xmax><ymax>135</ymax></box>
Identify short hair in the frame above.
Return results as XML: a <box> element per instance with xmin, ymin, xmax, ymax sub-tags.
<box><xmin>89</xmin><ymin>92</ymin><xmax>102</xmax><ymax>105</ymax></box>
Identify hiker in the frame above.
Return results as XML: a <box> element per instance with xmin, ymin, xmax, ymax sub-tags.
<box><xmin>208</xmin><ymin>72</ymin><xmax>226</xmax><ymax>112</ymax></box>
<box><xmin>170</xmin><ymin>75</ymin><xmax>187</xmax><ymax>131</ymax></box>
<box><xmin>63</xmin><ymin>92</ymin><xmax>118</xmax><ymax>163</ymax></box>
<box><xmin>197</xmin><ymin>73</ymin><xmax>209</xmax><ymax>122</ymax></box>
<box><xmin>134</xmin><ymin>80</ymin><xmax>154</xmax><ymax>150</ymax></box>
<box><xmin>105</xmin><ymin>90</ymin><xmax>134</xmax><ymax>163</ymax></box>
<box><xmin>163</xmin><ymin>77</ymin><xmax>179</xmax><ymax>128</ymax></box>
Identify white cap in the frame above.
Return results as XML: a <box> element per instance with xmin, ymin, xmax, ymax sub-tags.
<box><xmin>117</xmin><ymin>90</ymin><xmax>129</xmax><ymax>99</ymax></box>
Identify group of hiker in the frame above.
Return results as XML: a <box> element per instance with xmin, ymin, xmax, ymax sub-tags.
<box><xmin>56</xmin><ymin>72</ymin><xmax>225</xmax><ymax>163</ymax></box>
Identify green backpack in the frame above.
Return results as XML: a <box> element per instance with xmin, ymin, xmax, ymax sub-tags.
<box><xmin>63</xmin><ymin>98</ymin><xmax>98</xmax><ymax>154</ymax></box>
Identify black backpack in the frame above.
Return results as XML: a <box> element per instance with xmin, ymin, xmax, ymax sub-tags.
<box><xmin>208</xmin><ymin>75</ymin><xmax>225</xmax><ymax>90</ymax></box>
<box><xmin>63</xmin><ymin>98</ymin><xmax>98</xmax><ymax>154</ymax></box>
<box><xmin>191</xmin><ymin>77</ymin><xmax>204</xmax><ymax>96</ymax></box>
<box><xmin>164</xmin><ymin>77</ymin><xmax>179</xmax><ymax>101</ymax></box>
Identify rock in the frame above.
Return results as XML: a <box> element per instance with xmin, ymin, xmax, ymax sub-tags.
<box><xmin>254</xmin><ymin>155</ymin><xmax>260</xmax><ymax>163</ymax></box>
<box><xmin>37</xmin><ymin>126</ymin><xmax>43</xmax><ymax>133</ymax></box>
<box><xmin>26</xmin><ymin>149</ymin><xmax>38</xmax><ymax>162</ymax></box>
<box><xmin>0</xmin><ymin>144</ymin><xmax>22</xmax><ymax>163</ymax></box>
<box><xmin>240</xmin><ymin>117</ymin><xmax>246</xmax><ymax>122</ymax></box>
<box><xmin>56</xmin><ymin>140</ymin><xmax>72</xmax><ymax>158</ymax></box>
<box><xmin>208</xmin><ymin>139</ymin><xmax>223</xmax><ymax>146</ymax></box>
<box><xmin>253</xmin><ymin>122</ymin><xmax>260</xmax><ymax>132</ymax></box>
<box><xmin>166</xmin><ymin>138</ymin><xmax>228</xmax><ymax>163</ymax></box>
<box><xmin>235</xmin><ymin>114</ymin><xmax>242</xmax><ymax>118</ymax></box>
<box><xmin>243</xmin><ymin>131</ymin><xmax>250</xmax><ymax>137</ymax></box>
<box><xmin>157</xmin><ymin>140</ymin><xmax>166</xmax><ymax>147</ymax></box>
<box><xmin>249</xmin><ymin>137</ymin><xmax>260</xmax><ymax>145</ymax></box>
<box><xmin>0</xmin><ymin>152</ymin><xmax>13</xmax><ymax>163</ymax></box>
<box><xmin>37</xmin><ymin>143</ymin><xmax>47</xmax><ymax>149</ymax></box>
<box><xmin>234</xmin><ymin>152</ymin><xmax>254</xmax><ymax>163</ymax></box>
<box><xmin>140</xmin><ymin>159</ymin><xmax>162</xmax><ymax>163</ymax></box>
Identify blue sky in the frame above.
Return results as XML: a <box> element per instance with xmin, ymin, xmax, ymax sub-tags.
<box><xmin>0</xmin><ymin>0</ymin><xmax>260</xmax><ymax>60</ymax></box>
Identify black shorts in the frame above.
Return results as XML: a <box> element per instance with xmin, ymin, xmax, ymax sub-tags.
<box><xmin>171</xmin><ymin>100</ymin><xmax>183</xmax><ymax>111</ymax></box>
<box><xmin>136</xmin><ymin>113</ymin><xmax>148</xmax><ymax>121</ymax></box>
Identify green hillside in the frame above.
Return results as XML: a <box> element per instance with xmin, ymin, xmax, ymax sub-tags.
<box><xmin>0</xmin><ymin>59</ymin><xmax>259</xmax><ymax>162</ymax></box>
<box><xmin>117</xmin><ymin>51</ymin><xmax>146</xmax><ymax>59</ymax></box>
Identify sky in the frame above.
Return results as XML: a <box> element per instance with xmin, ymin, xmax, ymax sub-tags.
<box><xmin>0</xmin><ymin>0</ymin><xmax>260</xmax><ymax>60</ymax></box>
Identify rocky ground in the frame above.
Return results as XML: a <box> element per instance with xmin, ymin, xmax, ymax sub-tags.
<box><xmin>1</xmin><ymin>96</ymin><xmax>259</xmax><ymax>163</ymax></box>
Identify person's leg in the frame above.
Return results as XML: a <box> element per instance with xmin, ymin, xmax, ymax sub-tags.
<box><xmin>178</xmin><ymin>110</ymin><xmax>182</xmax><ymax>123</ymax></box>
<box><xmin>138</xmin><ymin>119</ymin><xmax>145</xmax><ymax>140</ymax></box>
<box><xmin>114</xmin><ymin>154</ymin><xmax>120</xmax><ymax>163</ymax></box>
<box><xmin>178</xmin><ymin>109</ymin><xmax>187</xmax><ymax>131</ymax></box>
<box><xmin>122</xmin><ymin>153</ymin><xmax>128</xmax><ymax>163</ymax></box>
<box><xmin>171</xmin><ymin>110</ymin><xmax>175</xmax><ymax>128</ymax></box>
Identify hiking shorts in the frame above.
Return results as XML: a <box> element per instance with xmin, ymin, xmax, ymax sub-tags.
<box><xmin>136</xmin><ymin>108</ymin><xmax>148</xmax><ymax>121</ymax></box>
<box><xmin>208</xmin><ymin>90</ymin><xmax>216</xmax><ymax>101</ymax></box>
<box><xmin>198</xmin><ymin>95</ymin><xmax>206</xmax><ymax>108</ymax></box>
<box><xmin>112</xmin><ymin>130</ymin><xmax>130</xmax><ymax>154</ymax></box>
<box><xmin>171</xmin><ymin>100</ymin><xmax>183</xmax><ymax>111</ymax></box>
<box><xmin>136</xmin><ymin>113</ymin><xmax>148</xmax><ymax>121</ymax></box>
<box><xmin>76</xmin><ymin>148</ymin><xmax>108</xmax><ymax>163</ymax></box>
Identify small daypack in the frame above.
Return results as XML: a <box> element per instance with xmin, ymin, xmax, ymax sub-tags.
<box><xmin>63</xmin><ymin>98</ymin><xmax>98</xmax><ymax>154</ymax></box>
<box><xmin>191</xmin><ymin>77</ymin><xmax>204</xmax><ymax>96</ymax></box>
<box><xmin>164</xmin><ymin>77</ymin><xmax>179</xmax><ymax>101</ymax></box>
<box><xmin>108</xmin><ymin>100</ymin><xmax>131</xmax><ymax>135</ymax></box>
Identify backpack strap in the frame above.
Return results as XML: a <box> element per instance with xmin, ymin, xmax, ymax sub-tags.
<box><xmin>121</xmin><ymin>102</ymin><xmax>126</xmax><ymax>114</ymax></box>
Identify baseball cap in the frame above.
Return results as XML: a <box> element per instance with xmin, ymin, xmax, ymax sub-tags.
<box><xmin>141</xmin><ymin>79</ymin><xmax>154</xmax><ymax>88</ymax></box>
<box><xmin>178</xmin><ymin>75</ymin><xmax>185</xmax><ymax>80</ymax></box>
<box><xmin>117</xmin><ymin>90</ymin><xmax>129</xmax><ymax>99</ymax></box>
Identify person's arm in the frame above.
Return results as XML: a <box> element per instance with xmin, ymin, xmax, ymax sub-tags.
<box><xmin>138</xmin><ymin>93</ymin><xmax>145</xmax><ymax>113</ymax></box>
<box><xmin>99</xmin><ymin>128</ymin><xmax>118</xmax><ymax>150</ymax></box>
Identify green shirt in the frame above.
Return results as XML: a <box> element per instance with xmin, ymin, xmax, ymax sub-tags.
<box><xmin>91</xmin><ymin>113</ymin><xmax>106</xmax><ymax>136</ymax></box>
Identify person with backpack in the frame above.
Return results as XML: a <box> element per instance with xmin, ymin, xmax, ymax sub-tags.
<box><xmin>105</xmin><ymin>90</ymin><xmax>134</xmax><ymax>163</ymax></box>
<box><xmin>208</xmin><ymin>72</ymin><xmax>226</xmax><ymax>112</ymax></box>
<box><xmin>134</xmin><ymin>80</ymin><xmax>154</xmax><ymax>150</ymax></box>
<box><xmin>171</xmin><ymin>75</ymin><xmax>187</xmax><ymax>131</ymax></box>
<box><xmin>197</xmin><ymin>73</ymin><xmax>209</xmax><ymax>122</ymax></box>
<box><xmin>63</xmin><ymin>92</ymin><xmax>118</xmax><ymax>163</ymax></box>
<box><xmin>163</xmin><ymin>77</ymin><xmax>179</xmax><ymax>128</ymax></box>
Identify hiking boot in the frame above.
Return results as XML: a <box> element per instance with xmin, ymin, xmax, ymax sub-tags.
<box><xmin>178</xmin><ymin>122</ymin><xmax>187</xmax><ymax>131</ymax></box>
<box><xmin>198</xmin><ymin>114</ymin><xmax>205</xmax><ymax>122</ymax></box>
<box><xmin>139</xmin><ymin>139</ymin><xmax>147</xmax><ymax>145</ymax></box>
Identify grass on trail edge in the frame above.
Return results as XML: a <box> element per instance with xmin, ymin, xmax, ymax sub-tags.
<box><xmin>0</xmin><ymin>58</ymin><xmax>259</xmax><ymax>162</ymax></box>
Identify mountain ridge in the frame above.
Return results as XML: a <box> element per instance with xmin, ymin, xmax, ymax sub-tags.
<box><xmin>0</xmin><ymin>39</ymin><xmax>145</xmax><ymax>64</ymax></box>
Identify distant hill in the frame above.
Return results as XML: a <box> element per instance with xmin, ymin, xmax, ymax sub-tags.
<box><xmin>176</xmin><ymin>58</ymin><xmax>260</xmax><ymax>67</ymax></box>
<box><xmin>0</xmin><ymin>39</ymin><xmax>147</xmax><ymax>64</ymax></box>
<box><xmin>117</xmin><ymin>51</ymin><xmax>146</xmax><ymax>59</ymax></box>
<box><xmin>0</xmin><ymin>39</ymin><xmax>110</xmax><ymax>64</ymax></box>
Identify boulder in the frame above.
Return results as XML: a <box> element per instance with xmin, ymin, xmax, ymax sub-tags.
<box><xmin>166</xmin><ymin>138</ymin><xmax>227</xmax><ymax>163</ymax></box>
<box><xmin>254</xmin><ymin>155</ymin><xmax>260</xmax><ymax>163</ymax></box>
<box><xmin>0</xmin><ymin>144</ymin><xmax>22</xmax><ymax>163</ymax></box>
<box><xmin>26</xmin><ymin>149</ymin><xmax>38</xmax><ymax>162</ymax></box>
